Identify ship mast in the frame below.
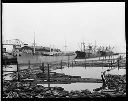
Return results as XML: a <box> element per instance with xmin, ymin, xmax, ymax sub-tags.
<box><xmin>64</xmin><ymin>40</ymin><xmax>67</xmax><ymax>52</ymax></box>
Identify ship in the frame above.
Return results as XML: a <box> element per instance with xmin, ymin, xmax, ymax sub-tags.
<box><xmin>13</xmin><ymin>36</ymin><xmax>77</xmax><ymax>64</ymax></box>
<box><xmin>16</xmin><ymin>49</ymin><xmax>77</xmax><ymax>64</ymax></box>
<box><xmin>75</xmin><ymin>42</ymin><xmax>119</xmax><ymax>59</ymax></box>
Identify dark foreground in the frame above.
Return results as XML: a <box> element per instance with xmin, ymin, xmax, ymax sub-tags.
<box><xmin>3</xmin><ymin>74</ymin><xmax>126</xmax><ymax>98</ymax></box>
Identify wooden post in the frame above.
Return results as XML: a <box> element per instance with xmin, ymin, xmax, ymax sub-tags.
<box><xmin>72</xmin><ymin>61</ymin><xmax>73</xmax><ymax>67</ymax></box>
<box><xmin>105</xmin><ymin>56</ymin><xmax>106</xmax><ymax>67</ymax></box>
<box><xmin>84</xmin><ymin>53</ymin><xmax>86</xmax><ymax>68</ymax></box>
<box><xmin>5</xmin><ymin>59</ymin><xmax>7</xmax><ymax>68</ymax></box>
<box><xmin>102</xmin><ymin>57</ymin><xmax>104</xmax><ymax>69</ymax></box>
<box><xmin>112</xmin><ymin>55</ymin><xmax>114</xmax><ymax>64</ymax></box>
<box><xmin>47</xmin><ymin>64</ymin><xmax>50</xmax><ymax>89</ymax></box>
<box><xmin>61</xmin><ymin>60</ymin><xmax>62</xmax><ymax>69</ymax></box>
<box><xmin>17</xmin><ymin>61</ymin><xmax>20</xmax><ymax>82</ymax></box>
<box><xmin>68</xmin><ymin>55</ymin><xmax>69</xmax><ymax>67</ymax></box>
<box><xmin>28</xmin><ymin>60</ymin><xmax>30</xmax><ymax>69</ymax></box>
<box><xmin>92</xmin><ymin>60</ymin><xmax>93</xmax><ymax>67</ymax></box>
<box><xmin>42</xmin><ymin>63</ymin><xmax>44</xmax><ymax>73</ymax></box>
<box><xmin>110</xmin><ymin>60</ymin><xmax>112</xmax><ymax>68</ymax></box>
<box><xmin>109</xmin><ymin>55</ymin><xmax>110</xmax><ymax>68</ymax></box>
<box><xmin>117</xmin><ymin>59</ymin><xmax>120</xmax><ymax>70</ymax></box>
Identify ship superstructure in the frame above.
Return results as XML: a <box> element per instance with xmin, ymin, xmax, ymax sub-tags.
<box><xmin>75</xmin><ymin>42</ymin><xmax>117</xmax><ymax>59</ymax></box>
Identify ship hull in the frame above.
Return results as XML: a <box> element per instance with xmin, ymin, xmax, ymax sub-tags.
<box><xmin>75</xmin><ymin>51</ymin><xmax>114</xmax><ymax>59</ymax></box>
<box><xmin>17</xmin><ymin>53</ymin><xmax>77</xmax><ymax>64</ymax></box>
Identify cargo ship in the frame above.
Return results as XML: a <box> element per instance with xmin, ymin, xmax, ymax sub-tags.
<box><xmin>17</xmin><ymin>50</ymin><xmax>77</xmax><ymax>64</ymax></box>
<box><xmin>75</xmin><ymin>42</ymin><xmax>118</xmax><ymax>59</ymax></box>
<box><xmin>12</xmin><ymin>37</ymin><xmax>77</xmax><ymax>64</ymax></box>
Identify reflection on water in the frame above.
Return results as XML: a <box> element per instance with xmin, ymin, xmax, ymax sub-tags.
<box><xmin>52</xmin><ymin>67</ymin><xmax>125</xmax><ymax>79</ymax></box>
<box><xmin>105</xmin><ymin>68</ymin><xmax>126</xmax><ymax>75</ymax></box>
<box><xmin>3</xmin><ymin>63</ymin><xmax>126</xmax><ymax>91</ymax></box>
<box><xmin>3</xmin><ymin>72</ymin><xmax>14</xmax><ymax>80</ymax></box>
<box><xmin>49</xmin><ymin>66</ymin><xmax>125</xmax><ymax>91</ymax></box>
<box><xmin>38</xmin><ymin>83</ymin><xmax>103</xmax><ymax>92</ymax></box>
<box><xmin>3</xmin><ymin>65</ymin><xmax>17</xmax><ymax>71</ymax></box>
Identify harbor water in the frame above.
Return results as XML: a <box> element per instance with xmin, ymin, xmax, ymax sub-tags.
<box><xmin>3</xmin><ymin>64</ymin><xmax>126</xmax><ymax>92</ymax></box>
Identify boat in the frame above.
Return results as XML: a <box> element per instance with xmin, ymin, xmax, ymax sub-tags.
<box><xmin>14</xmin><ymin>38</ymin><xmax>76</xmax><ymax>64</ymax></box>
<box><xmin>17</xmin><ymin>50</ymin><xmax>77</xmax><ymax>64</ymax></box>
<box><xmin>3</xmin><ymin>37</ymin><xmax>76</xmax><ymax>65</ymax></box>
<box><xmin>75</xmin><ymin>42</ymin><xmax>118</xmax><ymax>59</ymax></box>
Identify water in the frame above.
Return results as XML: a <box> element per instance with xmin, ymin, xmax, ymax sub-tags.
<box><xmin>3</xmin><ymin>57</ymin><xmax>126</xmax><ymax>92</ymax></box>
<box><xmin>3</xmin><ymin>65</ymin><xmax>17</xmax><ymax>71</ymax></box>
<box><xmin>3</xmin><ymin>72</ymin><xmax>14</xmax><ymax>80</ymax></box>
<box><xmin>52</xmin><ymin>66</ymin><xmax>125</xmax><ymax>79</ymax></box>
<box><xmin>38</xmin><ymin>83</ymin><xmax>102</xmax><ymax>92</ymax></box>
<box><xmin>49</xmin><ymin>66</ymin><xmax>125</xmax><ymax>92</ymax></box>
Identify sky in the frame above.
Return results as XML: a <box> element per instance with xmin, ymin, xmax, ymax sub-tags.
<box><xmin>2</xmin><ymin>2</ymin><xmax>125</xmax><ymax>52</ymax></box>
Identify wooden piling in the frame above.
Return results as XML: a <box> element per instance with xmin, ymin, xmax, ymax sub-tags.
<box><xmin>84</xmin><ymin>54</ymin><xmax>86</xmax><ymax>68</ymax></box>
<box><xmin>117</xmin><ymin>59</ymin><xmax>120</xmax><ymax>70</ymax></box>
<box><xmin>72</xmin><ymin>61</ymin><xmax>73</xmax><ymax>67</ymax></box>
<box><xmin>102</xmin><ymin>58</ymin><xmax>104</xmax><ymax>69</ymax></box>
<box><xmin>4</xmin><ymin>59</ymin><xmax>7</xmax><ymax>68</ymax></box>
<box><xmin>111</xmin><ymin>59</ymin><xmax>112</xmax><ymax>68</ymax></box>
<box><xmin>17</xmin><ymin>61</ymin><xmax>20</xmax><ymax>81</ymax></box>
<box><xmin>42</xmin><ymin>63</ymin><xmax>45</xmax><ymax>73</ymax></box>
<box><xmin>61</xmin><ymin>60</ymin><xmax>62</xmax><ymax>69</ymax></box>
<box><xmin>68</xmin><ymin>55</ymin><xmax>69</xmax><ymax>67</ymax></box>
<box><xmin>47</xmin><ymin>64</ymin><xmax>50</xmax><ymax>89</ymax></box>
<box><xmin>28</xmin><ymin>60</ymin><xmax>30</xmax><ymax>69</ymax></box>
<box><xmin>109</xmin><ymin>55</ymin><xmax>110</xmax><ymax>68</ymax></box>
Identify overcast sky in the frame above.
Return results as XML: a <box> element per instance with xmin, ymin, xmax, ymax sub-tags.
<box><xmin>2</xmin><ymin>2</ymin><xmax>125</xmax><ymax>52</ymax></box>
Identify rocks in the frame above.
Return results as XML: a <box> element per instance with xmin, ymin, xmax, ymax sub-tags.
<box><xmin>104</xmin><ymin>74</ymin><xmax>126</xmax><ymax>94</ymax></box>
<box><xmin>3</xmin><ymin>82</ymin><xmax>126</xmax><ymax>98</ymax></box>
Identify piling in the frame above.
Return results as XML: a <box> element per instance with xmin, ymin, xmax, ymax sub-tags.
<box><xmin>111</xmin><ymin>59</ymin><xmax>112</xmax><ymax>68</ymax></box>
<box><xmin>17</xmin><ymin>61</ymin><xmax>20</xmax><ymax>82</ymax></box>
<box><xmin>60</xmin><ymin>60</ymin><xmax>62</xmax><ymax>69</ymax></box>
<box><xmin>112</xmin><ymin>55</ymin><xmax>114</xmax><ymax>64</ymax></box>
<box><xmin>117</xmin><ymin>59</ymin><xmax>120</xmax><ymax>70</ymax></box>
<box><xmin>109</xmin><ymin>55</ymin><xmax>110</xmax><ymax>68</ymax></box>
<box><xmin>72</xmin><ymin>61</ymin><xmax>73</xmax><ymax>67</ymax></box>
<box><xmin>104</xmin><ymin>56</ymin><xmax>106</xmax><ymax>66</ymax></box>
<box><xmin>92</xmin><ymin>60</ymin><xmax>94</xmax><ymax>67</ymax></box>
<box><xmin>102</xmin><ymin>58</ymin><xmax>103</xmax><ymax>69</ymax></box>
<box><xmin>84</xmin><ymin>55</ymin><xmax>86</xmax><ymax>68</ymax></box>
<box><xmin>4</xmin><ymin>59</ymin><xmax>7</xmax><ymax>68</ymax></box>
<box><xmin>47</xmin><ymin>64</ymin><xmax>50</xmax><ymax>89</ymax></box>
<box><xmin>41</xmin><ymin>63</ymin><xmax>45</xmax><ymax>73</ymax></box>
<box><xmin>28</xmin><ymin>60</ymin><xmax>30</xmax><ymax>69</ymax></box>
<box><xmin>68</xmin><ymin>55</ymin><xmax>69</xmax><ymax>67</ymax></box>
